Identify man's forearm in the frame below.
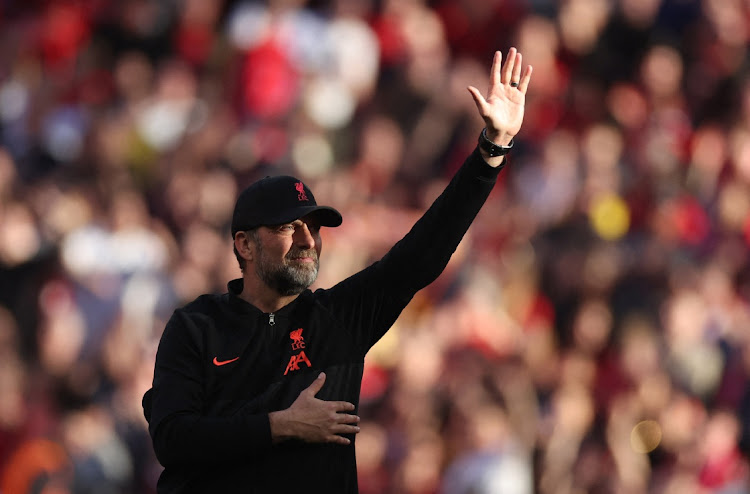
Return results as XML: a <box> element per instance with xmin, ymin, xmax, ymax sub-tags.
<box><xmin>151</xmin><ymin>412</ymin><xmax>272</xmax><ymax>467</ymax></box>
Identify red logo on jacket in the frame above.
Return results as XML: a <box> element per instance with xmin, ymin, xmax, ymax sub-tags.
<box><xmin>290</xmin><ymin>328</ymin><xmax>305</xmax><ymax>350</ymax></box>
<box><xmin>284</xmin><ymin>328</ymin><xmax>311</xmax><ymax>375</ymax></box>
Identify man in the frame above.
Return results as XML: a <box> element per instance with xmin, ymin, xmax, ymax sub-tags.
<box><xmin>143</xmin><ymin>48</ymin><xmax>532</xmax><ymax>493</ymax></box>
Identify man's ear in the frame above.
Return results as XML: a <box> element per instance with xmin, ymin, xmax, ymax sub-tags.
<box><xmin>234</xmin><ymin>231</ymin><xmax>253</xmax><ymax>262</ymax></box>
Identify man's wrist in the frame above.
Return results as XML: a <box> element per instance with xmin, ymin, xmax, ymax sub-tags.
<box><xmin>478</xmin><ymin>128</ymin><xmax>514</xmax><ymax>157</ymax></box>
<box><xmin>269</xmin><ymin>410</ymin><xmax>292</xmax><ymax>443</ymax></box>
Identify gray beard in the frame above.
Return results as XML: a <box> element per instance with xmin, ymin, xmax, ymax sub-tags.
<box><xmin>255</xmin><ymin>246</ymin><xmax>319</xmax><ymax>296</ymax></box>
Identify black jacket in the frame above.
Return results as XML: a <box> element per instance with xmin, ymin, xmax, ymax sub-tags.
<box><xmin>143</xmin><ymin>149</ymin><xmax>503</xmax><ymax>493</ymax></box>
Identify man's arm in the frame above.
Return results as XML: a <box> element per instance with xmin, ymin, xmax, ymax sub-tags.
<box><xmin>146</xmin><ymin>312</ymin><xmax>270</xmax><ymax>467</ymax></box>
<box><xmin>321</xmin><ymin>48</ymin><xmax>533</xmax><ymax>352</ymax></box>
<box><xmin>149</xmin><ymin>374</ymin><xmax>359</xmax><ymax>467</ymax></box>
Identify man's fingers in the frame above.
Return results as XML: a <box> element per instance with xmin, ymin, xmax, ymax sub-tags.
<box><xmin>328</xmin><ymin>435</ymin><xmax>352</xmax><ymax>445</ymax></box>
<box><xmin>326</xmin><ymin>422</ymin><xmax>361</xmax><ymax>445</ymax></box>
<box><xmin>489</xmin><ymin>50</ymin><xmax>502</xmax><ymax>90</ymax></box>
<box><xmin>512</xmin><ymin>52</ymin><xmax>523</xmax><ymax>85</ymax></box>
<box><xmin>335</xmin><ymin>411</ymin><xmax>360</xmax><ymax>423</ymax></box>
<box><xmin>501</xmin><ymin>47</ymin><xmax>517</xmax><ymax>84</ymax></box>
<box><xmin>330</xmin><ymin>400</ymin><xmax>357</xmax><ymax>412</ymax></box>
<box><xmin>518</xmin><ymin>65</ymin><xmax>533</xmax><ymax>94</ymax></box>
<box><xmin>332</xmin><ymin>423</ymin><xmax>361</xmax><ymax>435</ymax></box>
<box><xmin>467</xmin><ymin>86</ymin><xmax>489</xmax><ymax>116</ymax></box>
<box><xmin>325</xmin><ymin>409</ymin><xmax>359</xmax><ymax>445</ymax></box>
<box><xmin>304</xmin><ymin>372</ymin><xmax>326</xmax><ymax>396</ymax></box>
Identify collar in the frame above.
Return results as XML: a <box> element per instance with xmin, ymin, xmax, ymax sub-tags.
<box><xmin>225</xmin><ymin>278</ymin><xmax>311</xmax><ymax>316</ymax></box>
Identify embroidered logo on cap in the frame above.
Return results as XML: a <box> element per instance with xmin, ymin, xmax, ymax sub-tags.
<box><xmin>295</xmin><ymin>182</ymin><xmax>308</xmax><ymax>201</ymax></box>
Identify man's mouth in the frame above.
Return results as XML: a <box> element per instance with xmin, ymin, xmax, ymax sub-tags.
<box><xmin>287</xmin><ymin>251</ymin><xmax>318</xmax><ymax>263</ymax></box>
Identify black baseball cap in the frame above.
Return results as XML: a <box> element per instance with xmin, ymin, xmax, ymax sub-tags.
<box><xmin>231</xmin><ymin>175</ymin><xmax>342</xmax><ymax>236</ymax></box>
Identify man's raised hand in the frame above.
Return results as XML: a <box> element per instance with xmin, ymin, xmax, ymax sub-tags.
<box><xmin>468</xmin><ymin>47</ymin><xmax>533</xmax><ymax>157</ymax></box>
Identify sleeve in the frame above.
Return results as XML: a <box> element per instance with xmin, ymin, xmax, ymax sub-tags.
<box><xmin>325</xmin><ymin>148</ymin><xmax>502</xmax><ymax>351</ymax></box>
<box><xmin>146</xmin><ymin>310</ymin><xmax>272</xmax><ymax>467</ymax></box>
<box><xmin>380</xmin><ymin>148</ymin><xmax>502</xmax><ymax>294</ymax></box>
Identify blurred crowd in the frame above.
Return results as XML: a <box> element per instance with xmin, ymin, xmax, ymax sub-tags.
<box><xmin>0</xmin><ymin>0</ymin><xmax>749</xmax><ymax>492</ymax></box>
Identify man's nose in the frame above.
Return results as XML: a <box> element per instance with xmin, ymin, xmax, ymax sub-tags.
<box><xmin>294</xmin><ymin>223</ymin><xmax>316</xmax><ymax>248</ymax></box>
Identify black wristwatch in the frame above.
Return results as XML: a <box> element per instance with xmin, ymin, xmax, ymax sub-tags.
<box><xmin>478</xmin><ymin>128</ymin><xmax>514</xmax><ymax>157</ymax></box>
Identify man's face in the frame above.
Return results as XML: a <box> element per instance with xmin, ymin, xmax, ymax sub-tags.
<box><xmin>252</xmin><ymin>215</ymin><xmax>322</xmax><ymax>296</ymax></box>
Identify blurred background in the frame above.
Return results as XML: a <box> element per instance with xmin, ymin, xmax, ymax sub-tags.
<box><xmin>0</xmin><ymin>0</ymin><xmax>749</xmax><ymax>492</ymax></box>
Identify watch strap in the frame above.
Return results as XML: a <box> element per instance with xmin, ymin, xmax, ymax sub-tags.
<box><xmin>478</xmin><ymin>128</ymin><xmax>513</xmax><ymax>157</ymax></box>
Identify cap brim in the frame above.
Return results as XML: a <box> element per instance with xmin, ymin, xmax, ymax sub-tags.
<box><xmin>266</xmin><ymin>205</ymin><xmax>342</xmax><ymax>228</ymax></box>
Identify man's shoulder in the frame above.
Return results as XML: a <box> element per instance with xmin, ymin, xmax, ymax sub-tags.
<box><xmin>173</xmin><ymin>293</ymin><xmax>227</xmax><ymax>318</ymax></box>
<box><xmin>309</xmin><ymin>286</ymin><xmax>335</xmax><ymax>305</ymax></box>
<box><xmin>163</xmin><ymin>293</ymin><xmax>234</xmax><ymax>338</ymax></box>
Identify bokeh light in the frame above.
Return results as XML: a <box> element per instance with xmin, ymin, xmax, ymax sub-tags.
<box><xmin>630</xmin><ymin>420</ymin><xmax>662</xmax><ymax>454</ymax></box>
<box><xmin>589</xmin><ymin>193</ymin><xmax>630</xmax><ymax>240</ymax></box>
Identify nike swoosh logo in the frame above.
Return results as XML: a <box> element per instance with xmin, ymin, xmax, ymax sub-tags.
<box><xmin>213</xmin><ymin>356</ymin><xmax>240</xmax><ymax>366</ymax></box>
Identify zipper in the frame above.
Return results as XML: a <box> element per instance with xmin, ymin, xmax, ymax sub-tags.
<box><xmin>269</xmin><ymin>313</ymin><xmax>275</xmax><ymax>326</ymax></box>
